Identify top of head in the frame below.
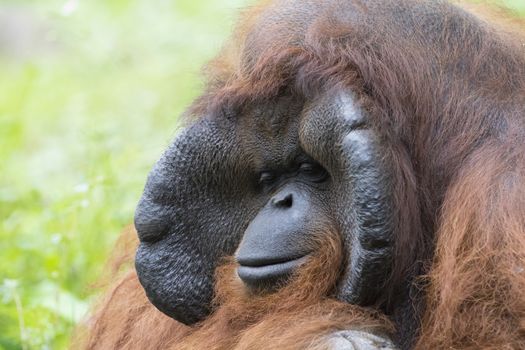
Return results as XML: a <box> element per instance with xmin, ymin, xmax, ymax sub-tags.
<box><xmin>133</xmin><ymin>0</ymin><xmax>524</xmax><ymax>325</ymax></box>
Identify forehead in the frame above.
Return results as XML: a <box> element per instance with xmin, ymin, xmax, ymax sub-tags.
<box><xmin>236</xmin><ymin>95</ymin><xmax>305</xmax><ymax>167</ymax></box>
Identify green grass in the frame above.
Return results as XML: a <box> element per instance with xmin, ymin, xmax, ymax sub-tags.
<box><xmin>0</xmin><ymin>0</ymin><xmax>247</xmax><ymax>348</ymax></box>
<box><xmin>0</xmin><ymin>0</ymin><xmax>522</xmax><ymax>349</ymax></box>
<box><xmin>503</xmin><ymin>0</ymin><xmax>525</xmax><ymax>14</ymax></box>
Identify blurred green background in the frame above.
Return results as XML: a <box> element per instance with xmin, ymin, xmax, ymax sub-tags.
<box><xmin>0</xmin><ymin>0</ymin><xmax>248</xmax><ymax>348</ymax></box>
<box><xmin>0</xmin><ymin>0</ymin><xmax>522</xmax><ymax>349</ymax></box>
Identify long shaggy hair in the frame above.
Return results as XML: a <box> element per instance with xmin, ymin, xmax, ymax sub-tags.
<box><xmin>76</xmin><ymin>1</ymin><xmax>525</xmax><ymax>349</ymax></box>
<box><xmin>76</xmin><ymin>230</ymin><xmax>392</xmax><ymax>349</ymax></box>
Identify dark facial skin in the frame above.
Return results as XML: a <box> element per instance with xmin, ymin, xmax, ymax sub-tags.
<box><xmin>235</xmin><ymin>178</ymin><xmax>328</xmax><ymax>290</ymax></box>
<box><xmin>234</xmin><ymin>97</ymin><xmax>333</xmax><ymax>291</ymax></box>
<box><xmin>134</xmin><ymin>90</ymin><xmax>395</xmax><ymax>325</ymax></box>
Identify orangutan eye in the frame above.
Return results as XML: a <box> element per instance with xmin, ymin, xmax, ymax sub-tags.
<box><xmin>258</xmin><ymin>171</ymin><xmax>277</xmax><ymax>185</ymax></box>
<box><xmin>299</xmin><ymin>162</ymin><xmax>316</xmax><ymax>173</ymax></box>
<box><xmin>299</xmin><ymin>162</ymin><xmax>328</xmax><ymax>182</ymax></box>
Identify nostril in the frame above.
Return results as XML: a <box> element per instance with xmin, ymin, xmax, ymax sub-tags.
<box><xmin>271</xmin><ymin>193</ymin><xmax>293</xmax><ymax>209</ymax></box>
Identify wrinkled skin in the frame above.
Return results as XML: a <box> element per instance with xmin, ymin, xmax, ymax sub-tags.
<box><xmin>130</xmin><ymin>0</ymin><xmax>525</xmax><ymax>349</ymax></box>
<box><xmin>134</xmin><ymin>91</ymin><xmax>394</xmax><ymax>325</ymax></box>
<box><xmin>60</xmin><ymin>0</ymin><xmax>525</xmax><ymax>347</ymax></box>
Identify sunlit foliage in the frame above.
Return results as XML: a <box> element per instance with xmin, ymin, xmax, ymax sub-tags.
<box><xmin>0</xmin><ymin>0</ymin><xmax>246</xmax><ymax>348</ymax></box>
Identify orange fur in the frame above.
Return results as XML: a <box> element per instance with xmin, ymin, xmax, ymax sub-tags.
<box><xmin>171</xmin><ymin>231</ymin><xmax>391</xmax><ymax>350</ymax></box>
<box><xmin>76</xmin><ymin>231</ymin><xmax>392</xmax><ymax>349</ymax></box>
<box><xmin>416</xmin><ymin>145</ymin><xmax>525</xmax><ymax>349</ymax></box>
<box><xmin>76</xmin><ymin>0</ymin><xmax>525</xmax><ymax>348</ymax></box>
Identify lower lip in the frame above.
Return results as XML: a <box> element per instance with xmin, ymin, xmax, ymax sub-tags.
<box><xmin>237</xmin><ymin>256</ymin><xmax>309</xmax><ymax>288</ymax></box>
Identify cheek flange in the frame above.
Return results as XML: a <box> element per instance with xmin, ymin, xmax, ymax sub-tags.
<box><xmin>300</xmin><ymin>90</ymin><xmax>395</xmax><ymax>306</ymax></box>
<box><xmin>134</xmin><ymin>117</ymin><xmax>254</xmax><ymax>325</ymax></box>
<box><xmin>338</xmin><ymin>128</ymin><xmax>393</xmax><ymax>305</ymax></box>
